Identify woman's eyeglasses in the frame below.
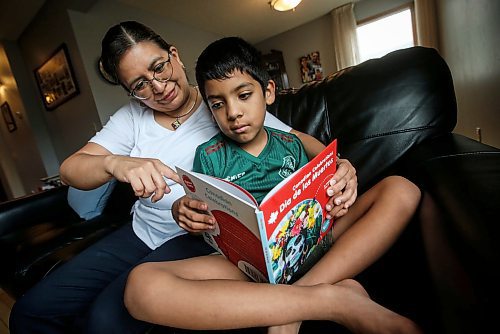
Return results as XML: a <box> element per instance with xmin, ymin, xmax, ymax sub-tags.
<box><xmin>129</xmin><ymin>53</ymin><xmax>174</xmax><ymax>100</ymax></box>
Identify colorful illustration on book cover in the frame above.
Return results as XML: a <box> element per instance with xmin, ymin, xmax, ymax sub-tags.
<box><xmin>269</xmin><ymin>198</ymin><xmax>331</xmax><ymax>283</ymax></box>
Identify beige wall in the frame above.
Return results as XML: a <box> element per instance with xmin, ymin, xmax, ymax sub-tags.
<box><xmin>0</xmin><ymin>43</ymin><xmax>47</xmax><ymax>196</ymax></box>
<box><xmin>18</xmin><ymin>0</ymin><xmax>104</xmax><ymax>169</ymax></box>
<box><xmin>257</xmin><ymin>14</ymin><xmax>336</xmax><ymax>89</ymax></box>
<box><xmin>437</xmin><ymin>0</ymin><xmax>500</xmax><ymax>148</ymax></box>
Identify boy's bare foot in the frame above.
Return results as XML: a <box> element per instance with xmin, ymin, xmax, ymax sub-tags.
<box><xmin>267</xmin><ymin>279</ymin><xmax>368</xmax><ymax>334</ymax></box>
<box><xmin>269</xmin><ymin>279</ymin><xmax>421</xmax><ymax>334</ymax></box>
<box><xmin>327</xmin><ymin>282</ymin><xmax>423</xmax><ymax>334</ymax></box>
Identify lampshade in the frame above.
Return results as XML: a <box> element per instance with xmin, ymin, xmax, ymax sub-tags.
<box><xmin>270</xmin><ymin>0</ymin><xmax>303</xmax><ymax>12</ymax></box>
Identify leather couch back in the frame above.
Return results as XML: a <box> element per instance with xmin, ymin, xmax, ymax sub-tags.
<box><xmin>269</xmin><ymin>47</ymin><xmax>457</xmax><ymax>191</ymax></box>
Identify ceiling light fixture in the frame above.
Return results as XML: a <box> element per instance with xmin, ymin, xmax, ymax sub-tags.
<box><xmin>269</xmin><ymin>0</ymin><xmax>303</xmax><ymax>12</ymax></box>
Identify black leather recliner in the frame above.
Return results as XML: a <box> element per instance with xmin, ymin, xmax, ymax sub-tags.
<box><xmin>1</xmin><ymin>46</ymin><xmax>499</xmax><ymax>334</ymax></box>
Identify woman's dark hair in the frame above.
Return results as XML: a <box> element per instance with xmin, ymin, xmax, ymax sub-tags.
<box><xmin>99</xmin><ymin>21</ymin><xmax>171</xmax><ymax>85</ymax></box>
<box><xmin>195</xmin><ymin>36</ymin><xmax>270</xmax><ymax>106</ymax></box>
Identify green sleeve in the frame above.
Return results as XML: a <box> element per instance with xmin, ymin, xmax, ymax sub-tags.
<box><xmin>293</xmin><ymin>135</ymin><xmax>310</xmax><ymax>169</ymax></box>
<box><xmin>193</xmin><ymin>146</ymin><xmax>215</xmax><ymax>176</ymax></box>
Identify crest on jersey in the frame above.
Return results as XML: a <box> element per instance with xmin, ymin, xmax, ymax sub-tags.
<box><xmin>279</xmin><ymin>155</ymin><xmax>296</xmax><ymax>179</ymax></box>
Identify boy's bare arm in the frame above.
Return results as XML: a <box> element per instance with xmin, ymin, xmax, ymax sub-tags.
<box><xmin>172</xmin><ymin>196</ymin><xmax>216</xmax><ymax>233</ymax></box>
<box><xmin>290</xmin><ymin>129</ymin><xmax>325</xmax><ymax>159</ymax></box>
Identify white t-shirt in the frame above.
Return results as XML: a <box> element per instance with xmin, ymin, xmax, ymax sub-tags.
<box><xmin>90</xmin><ymin>100</ymin><xmax>291</xmax><ymax>249</ymax></box>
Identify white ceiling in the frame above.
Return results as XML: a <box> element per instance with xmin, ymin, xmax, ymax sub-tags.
<box><xmin>0</xmin><ymin>0</ymin><xmax>353</xmax><ymax>43</ymax></box>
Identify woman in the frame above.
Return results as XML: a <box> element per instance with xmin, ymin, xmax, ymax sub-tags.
<box><xmin>9</xmin><ymin>21</ymin><xmax>356</xmax><ymax>334</ymax></box>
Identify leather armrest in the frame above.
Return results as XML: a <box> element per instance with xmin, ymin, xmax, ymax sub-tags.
<box><xmin>0</xmin><ymin>184</ymin><xmax>134</xmax><ymax>298</ymax></box>
<box><xmin>0</xmin><ymin>186</ymin><xmax>81</xmax><ymax>237</ymax></box>
<box><xmin>401</xmin><ymin>133</ymin><xmax>498</xmax><ymax>173</ymax></box>
<box><xmin>401</xmin><ymin>133</ymin><xmax>500</xmax><ymax>332</ymax></box>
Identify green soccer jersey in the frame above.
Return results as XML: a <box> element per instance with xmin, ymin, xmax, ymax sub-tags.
<box><xmin>193</xmin><ymin>127</ymin><xmax>309</xmax><ymax>204</ymax></box>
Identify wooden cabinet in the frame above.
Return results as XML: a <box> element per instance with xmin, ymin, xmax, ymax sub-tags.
<box><xmin>261</xmin><ymin>50</ymin><xmax>290</xmax><ymax>92</ymax></box>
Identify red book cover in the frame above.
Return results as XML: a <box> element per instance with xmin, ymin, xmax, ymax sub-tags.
<box><xmin>177</xmin><ymin>139</ymin><xmax>337</xmax><ymax>284</ymax></box>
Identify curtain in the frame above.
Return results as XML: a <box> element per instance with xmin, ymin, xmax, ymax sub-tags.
<box><xmin>331</xmin><ymin>3</ymin><xmax>359</xmax><ymax>71</ymax></box>
<box><xmin>415</xmin><ymin>0</ymin><xmax>439</xmax><ymax>50</ymax></box>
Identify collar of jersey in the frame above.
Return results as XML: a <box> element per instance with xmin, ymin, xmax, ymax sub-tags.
<box><xmin>226</xmin><ymin>126</ymin><xmax>272</xmax><ymax>163</ymax></box>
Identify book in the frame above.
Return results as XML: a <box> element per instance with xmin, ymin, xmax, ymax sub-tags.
<box><xmin>176</xmin><ymin>139</ymin><xmax>337</xmax><ymax>284</ymax></box>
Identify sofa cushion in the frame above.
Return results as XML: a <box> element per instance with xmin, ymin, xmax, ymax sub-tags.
<box><xmin>67</xmin><ymin>180</ymin><xmax>117</xmax><ymax>220</ymax></box>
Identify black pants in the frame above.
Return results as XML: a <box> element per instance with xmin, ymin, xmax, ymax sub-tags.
<box><xmin>9</xmin><ymin>222</ymin><xmax>214</xmax><ymax>334</ymax></box>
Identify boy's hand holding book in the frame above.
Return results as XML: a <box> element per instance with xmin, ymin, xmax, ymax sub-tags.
<box><xmin>324</xmin><ymin>158</ymin><xmax>358</xmax><ymax>219</ymax></box>
<box><xmin>173</xmin><ymin>196</ymin><xmax>216</xmax><ymax>233</ymax></box>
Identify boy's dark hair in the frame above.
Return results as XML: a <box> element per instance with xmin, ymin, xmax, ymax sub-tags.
<box><xmin>195</xmin><ymin>37</ymin><xmax>270</xmax><ymax>106</ymax></box>
<box><xmin>100</xmin><ymin>21</ymin><xmax>171</xmax><ymax>86</ymax></box>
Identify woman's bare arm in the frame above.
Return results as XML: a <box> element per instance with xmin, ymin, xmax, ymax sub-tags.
<box><xmin>60</xmin><ymin>142</ymin><xmax>179</xmax><ymax>202</ymax></box>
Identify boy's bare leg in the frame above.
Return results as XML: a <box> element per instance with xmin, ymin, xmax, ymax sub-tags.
<box><xmin>297</xmin><ymin>175</ymin><xmax>421</xmax><ymax>286</ymax></box>
<box><xmin>125</xmin><ymin>255</ymin><xmax>422</xmax><ymax>334</ymax></box>
<box><xmin>270</xmin><ymin>176</ymin><xmax>421</xmax><ymax>333</ymax></box>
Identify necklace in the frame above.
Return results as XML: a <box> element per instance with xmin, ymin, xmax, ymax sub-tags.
<box><xmin>171</xmin><ymin>86</ymin><xmax>198</xmax><ymax>130</ymax></box>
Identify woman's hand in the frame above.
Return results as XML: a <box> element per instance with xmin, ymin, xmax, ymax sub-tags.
<box><xmin>325</xmin><ymin>158</ymin><xmax>357</xmax><ymax>219</ymax></box>
<box><xmin>106</xmin><ymin>155</ymin><xmax>180</xmax><ymax>203</ymax></box>
<box><xmin>172</xmin><ymin>195</ymin><xmax>216</xmax><ymax>233</ymax></box>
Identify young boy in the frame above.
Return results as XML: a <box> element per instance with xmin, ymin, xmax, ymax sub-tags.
<box><xmin>192</xmin><ymin>38</ymin><xmax>330</xmax><ymax>284</ymax></box>
<box><xmin>124</xmin><ymin>37</ymin><xmax>423</xmax><ymax>334</ymax></box>
<box><xmin>193</xmin><ymin>45</ymin><xmax>309</xmax><ymax>204</ymax></box>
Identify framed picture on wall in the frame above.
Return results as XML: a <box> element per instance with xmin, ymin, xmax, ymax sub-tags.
<box><xmin>1</xmin><ymin>101</ymin><xmax>17</xmax><ymax>132</ymax></box>
<box><xmin>299</xmin><ymin>51</ymin><xmax>324</xmax><ymax>83</ymax></box>
<box><xmin>34</xmin><ymin>43</ymin><xmax>79</xmax><ymax>111</ymax></box>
